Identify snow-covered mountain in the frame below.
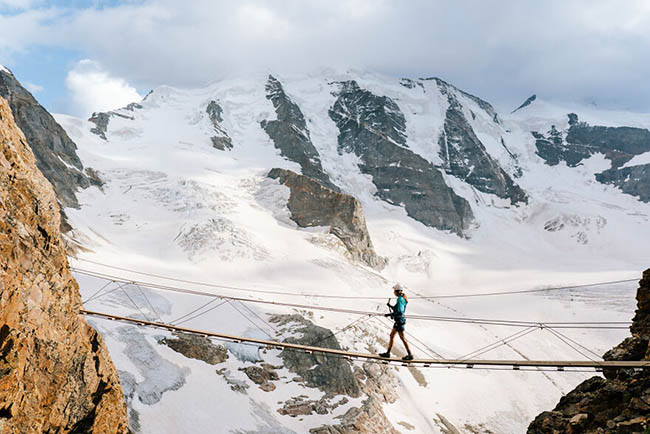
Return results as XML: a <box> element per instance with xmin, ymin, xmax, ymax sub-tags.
<box><xmin>10</xmin><ymin>66</ymin><xmax>650</xmax><ymax>432</ymax></box>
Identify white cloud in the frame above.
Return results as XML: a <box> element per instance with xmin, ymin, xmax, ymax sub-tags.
<box><xmin>0</xmin><ymin>0</ymin><xmax>37</xmax><ymax>10</ymax></box>
<box><xmin>23</xmin><ymin>81</ymin><xmax>43</xmax><ymax>93</ymax></box>
<box><xmin>2</xmin><ymin>0</ymin><xmax>650</xmax><ymax>111</ymax></box>
<box><xmin>65</xmin><ymin>59</ymin><xmax>141</xmax><ymax>117</ymax></box>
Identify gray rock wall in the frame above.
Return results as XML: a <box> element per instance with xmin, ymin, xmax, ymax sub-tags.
<box><xmin>596</xmin><ymin>163</ymin><xmax>650</xmax><ymax>203</ymax></box>
<box><xmin>533</xmin><ymin>114</ymin><xmax>650</xmax><ymax>169</ymax></box>
<box><xmin>437</xmin><ymin>80</ymin><xmax>527</xmax><ymax>204</ymax></box>
<box><xmin>261</xmin><ymin>75</ymin><xmax>338</xmax><ymax>191</ymax></box>
<box><xmin>0</xmin><ymin>67</ymin><xmax>98</xmax><ymax>211</ymax></box>
<box><xmin>329</xmin><ymin>80</ymin><xmax>473</xmax><ymax>236</ymax></box>
<box><xmin>268</xmin><ymin>168</ymin><xmax>386</xmax><ymax>269</ymax></box>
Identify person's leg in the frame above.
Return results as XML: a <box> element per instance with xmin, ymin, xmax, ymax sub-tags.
<box><xmin>380</xmin><ymin>327</ymin><xmax>398</xmax><ymax>357</ymax></box>
<box><xmin>397</xmin><ymin>330</ymin><xmax>413</xmax><ymax>356</ymax></box>
<box><xmin>387</xmin><ymin>327</ymin><xmax>397</xmax><ymax>351</ymax></box>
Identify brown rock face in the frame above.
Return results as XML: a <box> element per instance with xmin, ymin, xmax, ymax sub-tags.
<box><xmin>0</xmin><ymin>97</ymin><xmax>129</xmax><ymax>433</ymax></box>
<box><xmin>268</xmin><ymin>168</ymin><xmax>387</xmax><ymax>269</ymax></box>
<box><xmin>528</xmin><ymin>268</ymin><xmax>650</xmax><ymax>434</ymax></box>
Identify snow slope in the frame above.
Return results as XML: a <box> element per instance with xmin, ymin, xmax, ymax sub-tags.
<box><xmin>55</xmin><ymin>70</ymin><xmax>649</xmax><ymax>433</ymax></box>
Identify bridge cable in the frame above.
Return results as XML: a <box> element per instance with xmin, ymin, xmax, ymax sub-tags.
<box><xmin>73</xmin><ymin>268</ymin><xmax>633</xmax><ymax>329</ymax></box>
<box><xmin>70</xmin><ymin>259</ymin><xmax>638</xmax><ymax>300</ymax></box>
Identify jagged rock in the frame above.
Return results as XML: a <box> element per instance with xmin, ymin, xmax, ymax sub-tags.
<box><xmin>309</xmin><ymin>397</ymin><xmax>399</xmax><ymax>434</ymax></box>
<box><xmin>261</xmin><ymin>75</ymin><xmax>337</xmax><ymax>190</ymax></box>
<box><xmin>160</xmin><ymin>331</ymin><xmax>228</xmax><ymax>365</ymax></box>
<box><xmin>596</xmin><ymin>163</ymin><xmax>650</xmax><ymax>203</ymax></box>
<box><xmin>88</xmin><ymin>110</ymin><xmax>135</xmax><ymax>141</ymax></box>
<box><xmin>0</xmin><ymin>96</ymin><xmax>129</xmax><ymax>433</ymax></box>
<box><xmin>276</xmin><ymin>395</ymin><xmax>341</xmax><ymax>417</ymax></box>
<box><xmin>329</xmin><ymin>80</ymin><xmax>474</xmax><ymax>236</ymax></box>
<box><xmin>240</xmin><ymin>365</ymin><xmax>279</xmax><ymax>392</ymax></box>
<box><xmin>533</xmin><ymin>113</ymin><xmax>650</xmax><ymax>169</ymax></box>
<box><xmin>423</xmin><ymin>77</ymin><xmax>501</xmax><ymax>123</ymax></box>
<box><xmin>512</xmin><ymin>94</ymin><xmax>537</xmax><ymax>113</ymax></box>
<box><xmin>268</xmin><ymin>168</ymin><xmax>386</xmax><ymax>269</ymax></box>
<box><xmin>358</xmin><ymin>362</ymin><xmax>399</xmax><ymax>404</ymax></box>
<box><xmin>88</xmin><ymin>112</ymin><xmax>111</xmax><ymax>140</ymax></box>
<box><xmin>527</xmin><ymin>268</ymin><xmax>650</xmax><ymax>433</ymax></box>
<box><xmin>205</xmin><ymin>100</ymin><xmax>233</xmax><ymax>150</ymax></box>
<box><xmin>0</xmin><ymin>67</ymin><xmax>98</xmax><ymax>212</ymax></box>
<box><xmin>436</xmin><ymin>80</ymin><xmax>527</xmax><ymax>204</ymax></box>
<box><xmin>270</xmin><ymin>314</ymin><xmax>361</xmax><ymax>397</ymax></box>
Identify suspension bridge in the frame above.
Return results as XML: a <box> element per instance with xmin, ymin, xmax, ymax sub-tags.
<box><xmin>73</xmin><ymin>259</ymin><xmax>645</xmax><ymax>373</ymax></box>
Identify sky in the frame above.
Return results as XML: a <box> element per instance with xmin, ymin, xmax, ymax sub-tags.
<box><xmin>1</xmin><ymin>0</ymin><xmax>650</xmax><ymax>117</ymax></box>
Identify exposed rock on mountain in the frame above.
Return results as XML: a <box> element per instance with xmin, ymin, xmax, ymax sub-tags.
<box><xmin>160</xmin><ymin>331</ymin><xmax>228</xmax><ymax>365</ymax></box>
<box><xmin>436</xmin><ymin>80</ymin><xmax>527</xmax><ymax>204</ymax></box>
<box><xmin>271</xmin><ymin>314</ymin><xmax>361</xmax><ymax>397</ymax></box>
<box><xmin>88</xmin><ymin>103</ymin><xmax>141</xmax><ymax>141</ymax></box>
<box><xmin>205</xmin><ymin>100</ymin><xmax>232</xmax><ymax>150</ymax></box>
<box><xmin>533</xmin><ymin>114</ymin><xmax>650</xmax><ymax>168</ymax></box>
<box><xmin>261</xmin><ymin>75</ymin><xmax>338</xmax><ymax>190</ymax></box>
<box><xmin>528</xmin><ymin>268</ymin><xmax>650</xmax><ymax>433</ymax></box>
<box><xmin>512</xmin><ymin>94</ymin><xmax>537</xmax><ymax>113</ymax></box>
<box><xmin>596</xmin><ymin>163</ymin><xmax>650</xmax><ymax>203</ymax></box>
<box><xmin>0</xmin><ymin>67</ymin><xmax>98</xmax><ymax>211</ymax></box>
<box><xmin>426</xmin><ymin>77</ymin><xmax>501</xmax><ymax>124</ymax></box>
<box><xmin>270</xmin><ymin>315</ymin><xmax>398</xmax><ymax>433</ymax></box>
<box><xmin>329</xmin><ymin>80</ymin><xmax>474</xmax><ymax>236</ymax></box>
<box><xmin>0</xmin><ymin>96</ymin><xmax>128</xmax><ymax>433</ymax></box>
<box><xmin>269</xmin><ymin>168</ymin><xmax>386</xmax><ymax>269</ymax></box>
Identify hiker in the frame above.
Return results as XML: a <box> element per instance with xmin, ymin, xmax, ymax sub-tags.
<box><xmin>380</xmin><ymin>283</ymin><xmax>414</xmax><ymax>361</ymax></box>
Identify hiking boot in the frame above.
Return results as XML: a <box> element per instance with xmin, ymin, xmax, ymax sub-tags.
<box><xmin>402</xmin><ymin>354</ymin><xmax>414</xmax><ymax>361</ymax></box>
<box><xmin>379</xmin><ymin>351</ymin><xmax>391</xmax><ymax>358</ymax></box>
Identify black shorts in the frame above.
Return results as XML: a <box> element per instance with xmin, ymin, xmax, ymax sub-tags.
<box><xmin>393</xmin><ymin>321</ymin><xmax>405</xmax><ymax>332</ymax></box>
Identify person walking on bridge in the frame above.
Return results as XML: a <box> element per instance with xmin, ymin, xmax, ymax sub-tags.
<box><xmin>380</xmin><ymin>283</ymin><xmax>414</xmax><ymax>361</ymax></box>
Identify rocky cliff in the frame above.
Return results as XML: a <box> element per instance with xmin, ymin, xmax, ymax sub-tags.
<box><xmin>533</xmin><ymin>114</ymin><xmax>650</xmax><ymax>169</ymax></box>
<box><xmin>269</xmin><ymin>168</ymin><xmax>386</xmax><ymax>269</ymax></box>
<box><xmin>435</xmin><ymin>79</ymin><xmax>527</xmax><ymax>205</ymax></box>
<box><xmin>0</xmin><ymin>67</ymin><xmax>99</xmax><ymax>213</ymax></box>
<box><xmin>205</xmin><ymin>100</ymin><xmax>233</xmax><ymax>150</ymax></box>
<box><xmin>261</xmin><ymin>75</ymin><xmax>338</xmax><ymax>190</ymax></box>
<box><xmin>269</xmin><ymin>315</ymin><xmax>399</xmax><ymax>433</ymax></box>
<box><xmin>596</xmin><ymin>163</ymin><xmax>650</xmax><ymax>203</ymax></box>
<box><xmin>329</xmin><ymin>80</ymin><xmax>474</xmax><ymax>236</ymax></box>
<box><xmin>0</xmin><ymin>96</ymin><xmax>129</xmax><ymax>433</ymax></box>
<box><xmin>528</xmin><ymin>268</ymin><xmax>650</xmax><ymax>433</ymax></box>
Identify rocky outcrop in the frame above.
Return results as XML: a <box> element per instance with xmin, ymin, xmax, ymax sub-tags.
<box><xmin>310</xmin><ymin>398</ymin><xmax>399</xmax><ymax>434</ymax></box>
<box><xmin>0</xmin><ymin>67</ymin><xmax>99</xmax><ymax>211</ymax></box>
<box><xmin>329</xmin><ymin>80</ymin><xmax>474</xmax><ymax>236</ymax></box>
<box><xmin>533</xmin><ymin>114</ymin><xmax>650</xmax><ymax>169</ymax></box>
<box><xmin>268</xmin><ymin>168</ymin><xmax>386</xmax><ymax>269</ymax></box>
<box><xmin>88</xmin><ymin>106</ymin><xmax>139</xmax><ymax>141</ymax></box>
<box><xmin>528</xmin><ymin>268</ymin><xmax>650</xmax><ymax>433</ymax></box>
<box><xmin>436</xmin><ymin>80</ymin><xmax>527</xmax><ymax>204</ymax></box>
<box><xmin>424</xmin><ymin>77</ymin><xmax>501</xmax><ymax>124</ymax></box>
<box><xmin>270</xmin><ymin>315</ymin><xmax>398</xmax><ymax>433</ymax></box>
<box><xmin>160</xmin><ymin>331</ymin><xmax>228</xmax><ymax>364</ymax></box>
<box><xmin>512</xmin><ymin>94</ymin><xmax>537</xmax><ymax>113</ymax></box>
<box><xmin>0</xmin><ymin>96</ymin><xmax>129</xmax><ymax>433</ymax></box>
<box><xmin>205</xmin><ymin>100</ymin><xmax>232</xmax><ymax>150</ymax></box>
<box><xmin>240</xmin><ymin>364</ymin><xmax>280</xmax><ymax>392</ymax></box>
<box><xmin>596</xmin><ymin>163</ymin><xmax>650</xmax><ymax>203</ymax></box>
<box><xmin>261</xmin><ymin>75</ymin><xmax>338</xmax><ymax>190</ymax></box>
<box><xmin>270</xmin><ymin>314</ymin><xmax>361</xmax><ymax>397</ymax></box>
